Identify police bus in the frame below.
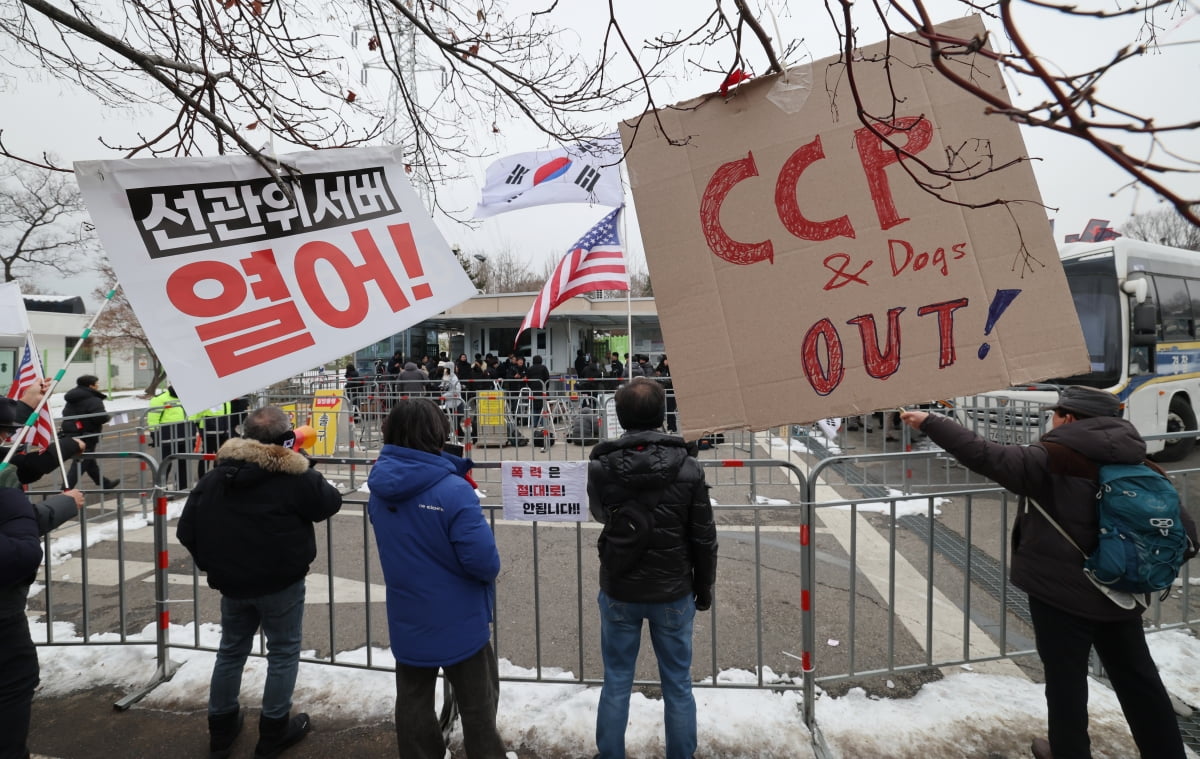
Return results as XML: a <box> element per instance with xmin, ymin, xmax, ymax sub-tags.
<box><xmin>963</xmin><ymin>238</ymin><xmax>1200</xmax><ymax>461</ymax></box>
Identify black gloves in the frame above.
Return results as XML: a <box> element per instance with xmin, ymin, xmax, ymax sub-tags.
<box><xmin>694</xmin><ymin>586</ymin><xmax>713</xmax><ymax>612</ymax></box>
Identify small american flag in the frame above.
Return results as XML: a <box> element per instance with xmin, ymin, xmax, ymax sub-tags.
<box><xmin>8</xmin><ymin>341</ymin><xmax>55</xmax><ymax>450</ymax></box>
<box><xmin>518</xmin><ymin>207</ymin><xmax>629</xmax><ymax>338</ymax></box>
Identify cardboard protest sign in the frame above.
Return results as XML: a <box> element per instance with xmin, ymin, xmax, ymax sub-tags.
<box><xmin>621</xmin><ymin>15</ymin><xmax>1087</xmax><ymax>438</ymax></box>
<box><xmin>75</xmin><ymin>147</ymin><xmax>475</xmax><ymax>413</ymax></box>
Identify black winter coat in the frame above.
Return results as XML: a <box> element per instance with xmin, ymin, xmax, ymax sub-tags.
<box><xmin>0</xmin><ymin>486</ymin><xmax>78</xmax><ymax>619</ymax></box>
<box><xmin>0</xmin><ymin>489</ymin><xmax>42</xmax><ymax>621</ymax></box>
<box><xmin>524</xmin><ymin>363</ymin><xmax>550</xmax><ymax>390</ymax></box>
<box><xmin>921</xmin><ymin>414</ymin><xmax>1199</xmax><ymax>621</ymax></box>
<box><xmin>61</xmin><ymin>385</ymin><xmax>110</xmax><ymax>438</ymax></box>
<box><xmin>177</xmin><ymin>438</ymin><xmax>342</xmax><ymax>598</ymax></box>
<box><xmin>588</xmin><ymin>430</ymin><xmax>717</xmax><ymax>603</ymax></box>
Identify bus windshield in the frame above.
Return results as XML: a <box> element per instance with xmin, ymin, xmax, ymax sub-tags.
<box><xmin>1043</xmin><ymin>254</ymin><xmax>1123</xmax><ymax>387</ymax></box>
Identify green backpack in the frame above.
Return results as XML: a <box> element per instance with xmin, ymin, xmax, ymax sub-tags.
<box><xmin>1032</xmin><ymin>445</ymin><xmax>1190</xmax><ymax>602</ymax></box>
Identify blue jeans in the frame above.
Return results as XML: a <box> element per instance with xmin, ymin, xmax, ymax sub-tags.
<box><xmin>596</xmin><ymin>590</ymin><xmax>696</xmax><ymax>759</ymax></box>
<box><xmin>209</xmin><ymin>579</ymin><xmax>305</xmax><ymax>720</ymax></box>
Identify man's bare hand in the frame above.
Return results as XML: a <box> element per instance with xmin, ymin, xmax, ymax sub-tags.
<box><xmin>18</xmin><ymin>378</ymin><xmax>51</xmax><ymax>409</ymax></box>
<box><xmin>900</xmin><ymin>410</ymin><xmax>929</xmax><ymax>430</ymax></box>
<box><xmin>64</xmin><ymin>489</ymin><xmax>85</xmax><ymax>509</ymax></box>
<box><xmin>73</xmin><ymin>438</ymin><xmax>87</xmax><ymax>453</ymax></box>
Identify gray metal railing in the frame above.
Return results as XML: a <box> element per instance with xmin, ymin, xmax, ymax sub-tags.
<box><xmin>27</xmin><ymin>421</ymin><xmax>1200</xmax><ymax>755</ymax></box>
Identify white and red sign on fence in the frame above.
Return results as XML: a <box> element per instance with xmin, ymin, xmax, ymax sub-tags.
<box><xmin>76</xmin><ymin>147</ymin><xmax>475</xmax><ymax>413</ymax></box>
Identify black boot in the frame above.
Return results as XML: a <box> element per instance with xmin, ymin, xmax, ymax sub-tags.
<box><xmin>208</xmin><ymin>708</ymin><xmax>244</xmax><ymax>759</ymax></box>
<box><xmin>254</xmin><ymin>712</ymin><xmax>311</xmax><ymax>759</ymax></box>
<box><xmin>102</xmin><ymin>477</ymin><xmax>121</xmax><ymax>490</ymax></box>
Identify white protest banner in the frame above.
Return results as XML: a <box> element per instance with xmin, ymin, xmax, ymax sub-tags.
<box><xmin>75</xmin><ymin>147</ymin><xmax>475</xmax><ymax>413</ymax></box>
<box><xmin>501</xmin><ymin>461</ymin><xmax>589</xmax><ymax>522</ymax></box>
<box><xmin>621</xmin><ymin>15</ymin><xmax>1088</xmax><ymax>439</ymax></box>
<box><xmin>0</xmin><ymin>282</ymin><xmax>31</xmax><ymax>337</ymax></box>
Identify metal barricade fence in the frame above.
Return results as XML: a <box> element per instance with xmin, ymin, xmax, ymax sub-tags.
<box><xmin>32</xmin><ymin>452</ymin><xmax>816</xmax><ymax>715</ymax></box>
<box><xmin>22</xmin><ymin>452</ymin><xmax>166</xmax><ymax>709</ymax></box>
<box><xmin>244</xmin><ymin>385</ymin><xmax>773</xmax><ymax>468</ymax></box>
<box><xmin>32</xmin><ymin>419</ymin><xmax>1200</xmax><ymax>749</ymax></box>
<box><xmin>800</xmin><ymin>448</ymin><xmax>1200</xmax><ymax>732</ymax></box>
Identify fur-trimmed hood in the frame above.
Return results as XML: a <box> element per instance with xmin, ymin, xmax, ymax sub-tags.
<box><xmin>216</xmin><ymin>437</ymin><xmax>311</xmax><ymax>476</ymax></box>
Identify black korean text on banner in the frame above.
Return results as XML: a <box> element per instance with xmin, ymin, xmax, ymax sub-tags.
<box><xmin>128</xmin><ymin>167</ymin><xmax>399</xmax><ymax>258</ymax></box>
<box><xmin>501</xmin><ymin>462</ymin><xmax>589</xmax><ymax>522</ymax></box>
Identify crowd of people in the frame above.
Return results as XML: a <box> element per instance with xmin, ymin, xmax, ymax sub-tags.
<box><xmin>4</xmin><ymin>367</ymin><xmax>1191</xmax><ymax>759</ymax></box>
<box><xmin>167</xmin><ymin>381</ymin><xmax>714</xmax><ymax>759</ymax></box>
<box><xmin>2</xmin><ymin>373</ymin><xmax>716</xmax><ymax>759</ymax></box>
<box><xmin>344</xmin><ymin>349</ymin><xmax>679</xmax><ymax>434</ymax></box>
<box><xmin>349</xmin><ymin>349</ymin><xmax>671</xmax><ymax>394</ymax></box>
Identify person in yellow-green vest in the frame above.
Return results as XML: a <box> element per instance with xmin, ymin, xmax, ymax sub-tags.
<box><xmin>192</xmin><ymin>400</ymin><xmax>234</xmax><ymax>478</ymax></box>
<box><xmin>147</xmin><ymin>385</ymin><xmax>194</xmax><ymax>490</ymax></box>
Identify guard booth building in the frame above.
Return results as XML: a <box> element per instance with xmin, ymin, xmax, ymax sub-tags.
<box><xmin>352</xmin><ymin>291</ymin><xmax>664</xmax><ymax>376</ymax></box>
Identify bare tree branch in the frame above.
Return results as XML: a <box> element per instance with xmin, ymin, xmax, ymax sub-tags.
<box><xmin>0</xmin><ymin>0</ymin><xmax>1193</xmax><ymax>229</ymax></box>
<box><xmin>0</xmin><ymin>159</ymin><xmax>94</xmax><ymax>281</ymax></box>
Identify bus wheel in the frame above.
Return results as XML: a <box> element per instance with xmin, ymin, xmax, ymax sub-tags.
<box><xmin>1154</xmin><ymin>396</ymin><xmax>1197</xmax><ymax>463</ymax></box>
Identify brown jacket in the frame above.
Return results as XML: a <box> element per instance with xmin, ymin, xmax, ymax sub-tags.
<box><xmin>921</xmin><ymin>413</ymin><xmax>1198</xmax><ymax>621</ymax></box>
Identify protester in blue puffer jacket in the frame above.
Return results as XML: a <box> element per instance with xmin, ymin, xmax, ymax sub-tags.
<box><xmin>367</xmin><ymin>398</ymin><xmax>508</xmax><ymax>759</ymax></box>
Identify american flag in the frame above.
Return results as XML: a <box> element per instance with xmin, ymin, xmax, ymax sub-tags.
<box><xmin>518</xmin><ymin>207</ymin><xmax>629</xmax><ymax>338</ymax></box>
<box><xmin>8</xmin><ymin>341</ymin><xmax>55</xmax><ymax>450</ymax></box>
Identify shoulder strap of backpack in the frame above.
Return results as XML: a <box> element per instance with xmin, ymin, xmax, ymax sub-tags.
<box><xmin>1028</xmin><ymin>441</ymin><xmax>1093</xmax><ymax>558</ymax></box>
<box><xmin>1026</xmin><ymin>496</ymin><xmax>1087</xmax><ymax>558</ymax></box>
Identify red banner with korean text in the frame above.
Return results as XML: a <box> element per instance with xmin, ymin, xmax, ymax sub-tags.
<box><xmin>75</xmin><ymin>147</ymin><xmax>475</xmax><ymax>414</ymax></box>
<box><xmin>620</xmin><ymin>15</ymin><xmax>1088</xmax><ymax>439</ymax></box>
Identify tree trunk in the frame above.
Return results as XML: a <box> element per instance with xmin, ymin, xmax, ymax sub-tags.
<box><xmin>144</xmin><ymin>363</ymin><xmax>167</xmax><ymax>398</ymax></box>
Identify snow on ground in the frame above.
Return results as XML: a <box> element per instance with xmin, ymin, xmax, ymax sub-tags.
<box><xmin>26</xmin><ymin>618</ymin><xmax>1200</xmax><ymax>759</ymax></box>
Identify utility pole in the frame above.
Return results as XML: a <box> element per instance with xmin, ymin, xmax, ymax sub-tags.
<box><xmin>353</xmin><ymin>16</ymin><xmax>446</xmax><ymax>207</ymax></box>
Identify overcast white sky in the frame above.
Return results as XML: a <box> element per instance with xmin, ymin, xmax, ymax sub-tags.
<box><xmin>1</xmin><ymin>1</ymin><xmax>1197</xmax><ymax>301</ymax></box>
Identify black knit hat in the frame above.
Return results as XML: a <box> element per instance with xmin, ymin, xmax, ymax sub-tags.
<box><xmin>0</xmin><ymin>398</ymin><xmax>20</xmax><ymax>432</ymax></box>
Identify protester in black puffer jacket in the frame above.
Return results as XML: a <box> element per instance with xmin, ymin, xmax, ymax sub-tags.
<box><xmin>0</xmin><ymin>433</ymin><xmax>82</xmax><ymax>759</ymax></box>
<box><xmin>1</xmin><ymin>379</ymin><xmax>84</xmax><ymax>486</ymax></box>
<box><xmin>587</xmin><ymin>377</ymin><xmax>717</xmax><ymax>759</ymax></box>
<box><xmin>177</xmin><ymin>406</ymin><xmax>341</xmax><ymax>759</ymax></box>
<box><xmin>61</xmin><ymin>375</ymin><xmax>116</xmax><ymax>490</ymax></box>
<box><xmin>902</xmin><ymin>385</ymin><xmax>1197</xmax><ymax>759</ymax></box>
<box><xmin>589</xmin><ymin>429</ymin><xmax>716</xmax><ymax>602</ymax></box>
<box><xmin>912</xmin><ymin>397</ymin><xmax>1197</xmax><ymax>621</ymax></box>
<box><xmin>177</xmin><ymin>415</ymin><xmax>342</xmax><ymax>599</ymax></box>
